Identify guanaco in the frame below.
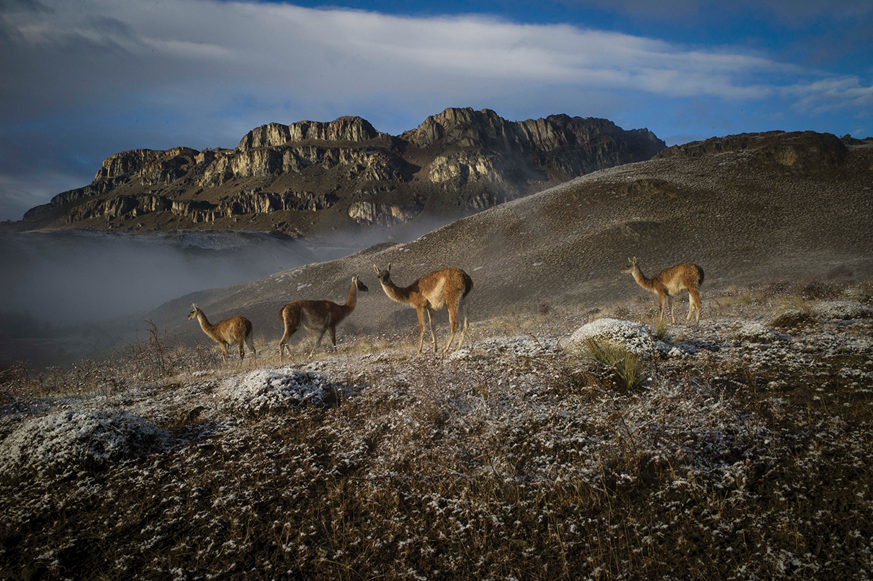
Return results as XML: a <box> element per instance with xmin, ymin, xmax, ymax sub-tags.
<box><xmin>622</xmin><ymin>257</ymin><xmax>704</xmax><ymax>324</ymax></box>
<box><xmin>188</xmin><ymin>304</ymin><xmax>255</xmax><ymax>364</ymax></box>
<box><xmin>278</xmin><ymin>275</ymin><xmax>368</xmax><ymax>358</ymax></box>
<box><xmin>373</xmin><ymin>264</ymin><xmax>473</xmax><ymax>353</ymax></box>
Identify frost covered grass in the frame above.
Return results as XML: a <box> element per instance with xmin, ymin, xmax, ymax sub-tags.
<box><xmin>1</xmin><ymin>282</ymin><xmax>872</xmax><ymax>580</ymax></box>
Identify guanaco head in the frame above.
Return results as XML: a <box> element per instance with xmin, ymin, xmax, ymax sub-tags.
<box><xmin>372</xmin><ymin>263</ymin><xmax>392</xmax><ymax>285</ymax></box>
<box><xmin>353</xmin><ymin>275</ymin><xmax>369</xmax><ymax>292</ymax></box>
<box><xmin>621</xmin><ymin>257</ymin><xmax>638</xmax><ymax>274</ymax></box>
<box><xmin>188</xmin><ymin>303</ymin><xmax>202</xmax><ymax>320</ymax></box>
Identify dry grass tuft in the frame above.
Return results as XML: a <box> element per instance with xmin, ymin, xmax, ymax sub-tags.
<box><xmin>583</xmin><ymin>337</ymin><xmax>644</xmax><ymax>390</ymax></box>
<box><xmin>652</xmin><ymin>316</ymin><xmax>669</xmax><ymax>340</ymax></box>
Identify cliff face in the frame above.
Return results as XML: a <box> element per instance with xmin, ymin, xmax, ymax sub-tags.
<box><xmin>18</xmin><ymin>108</ymin><xmax>667</xmax><ymax>236</ymax></box>
<box><xmin>403</xmin><ymin>108</ymin><xmax>661</xmax><ymax>156</ymax></box>
<box><xmin>236</xmin><ymin>117</ymin><xmax>380</xmax><ymax>150</ymax></box>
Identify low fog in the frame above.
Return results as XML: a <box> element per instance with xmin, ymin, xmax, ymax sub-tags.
<box><xmin>0</xmin><ymin>230</ymin><xmax>326</xmax><ymax>327</ymax></box>
<box><xmin>0</xmin><ymin>215</ymin><xmax>459</xmax><ymax>325</ymax></box>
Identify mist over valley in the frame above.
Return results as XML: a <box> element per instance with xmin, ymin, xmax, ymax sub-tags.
<box><xmin>0</xmin><ymin>229</ymin><xmax>338</xmax><ymax>367</ymax></box>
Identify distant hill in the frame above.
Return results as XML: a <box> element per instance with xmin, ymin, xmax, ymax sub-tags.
<box><xmin>144</xmin><ymin>130</ymin><xmax>873</xmax><ymax>348</ymax></box>
<box><xmin>13</xmin><ymin>108</ymin><xmax>665</xmax><ymax>237</ymax></box>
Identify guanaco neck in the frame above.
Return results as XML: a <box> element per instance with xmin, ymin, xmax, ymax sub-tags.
<box><xmin>631</xmin><ymin>265</ymin><xmax>656</xmax><ymax>291</ymax></box>
<box><xmin>379</xmin><ymin>279</ymin><xmax>413</xmax><ymax>305</ymax></box>
<box><xmin>196</xmin><ymin>312</ymin><xmax>216</xmax><ymax>335</ymax></box>
<box><xmin>342</xmin><ymin>279</ymin><xmax>358</xmax><ymax>315</ymax></box>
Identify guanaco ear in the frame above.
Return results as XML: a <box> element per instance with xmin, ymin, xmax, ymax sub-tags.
<box><xmin>387</xmin><ymin>263</ymin><xmax>391</xmax><ymax>273</ymax></box>
<box><xmin>373</xmin><ymin>264</ymin><xmax>380</xmax><ymax>275</ymax></box>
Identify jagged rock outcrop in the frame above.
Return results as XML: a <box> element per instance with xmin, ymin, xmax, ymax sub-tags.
<box><xmin>133</xmin><ymin>194</ymin><xmax>172</xmax><ymax>215</ymax></box>
<box><xmin>428</xmin><ymin>151</ymin><xmax>508</xmax><ymax>185</ymax></box>
<box><xmin>464</xmin><ymin>190</ymin><xmax>509</xmax><ymax>211</ymax></box>
<box><xmin>348</xmin><ymin>202</ymin><xmax>422</xmax><ymax>226</ymax></box>
<box><xmin>96</xmin><ymin>147</ymin><xmax>198</xmax><ymax>183</ymax></box>
<box><xmin>237</xmin><ymin>117</ymin><xmax>380</xmax><ymax>151</ymax></box>
<box><xmin>404</xmin><ymin>108</ymin><xmax>662</xmax><ymax>160</ymax></box>
<box><xmin>17</xmin><ymin>107</ymin><xmax>668</xmax><ymax>235</ymax></box>
<box><xmin>218</xmin><ymin>189</ymin><xmax>336</xmax><ymax>215</ymax></box>
<box><xmin>23</xmin><ymin>178</ymin><xmax>124</xmax><ymax>219</ymax></box>
<box><xmin>67</xmin><ymin>196</ymin><xmax>136</xmax><ymax>222</ymax></box>
<box><xmin>60</xmin><ymin>189</ymin><xmax>340</xmax><ymax>224</ymax></box>
<box><xmin>200</xmin><ymin>146</ymin><xmax>406</xmax><ymax>188</ymax></box>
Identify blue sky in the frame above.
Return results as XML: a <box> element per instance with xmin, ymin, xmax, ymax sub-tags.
<box><xmin>1</xmin><ymin>0</ymin><xmax>871</xmax><ymax>221</ymax></box>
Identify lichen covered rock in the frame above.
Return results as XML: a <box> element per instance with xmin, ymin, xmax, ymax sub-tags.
<box><xmin>813</xmin><ymin>301</ymin><xmax>873</xmax><ymax>320</ymax></box>
<box><xmin>734</xmin><ymin>322</ymin><xmax>780</xmax><ymax>343</ymax></box>
<box><xmin>218</xmin><ymin>368</ymin><xmax>342</xmax><ymax>414</ymax></box>
<box><xmin>566</xmin><ymin>318</ymin><xmax>666</xmax><ymax>357</ymax></box>
<box><xmin>0</xmin><ymin>409</ymin><xmax>161</xmax><ymax>481</ymax></box>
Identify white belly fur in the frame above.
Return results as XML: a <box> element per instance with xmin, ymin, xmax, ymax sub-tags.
<box><xmin>424</xmin><ymin>279</ymin><xmax>447</xmax><ymax>309</ymax></box>
<box><xmin>665</xmin><ymin>280</ymin><xmax>686</xmax><ymax>296</ymax></box>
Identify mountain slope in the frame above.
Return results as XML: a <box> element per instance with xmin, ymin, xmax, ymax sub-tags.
<box><xmin>147</xmin><ymin>130</ymin><xmax>873</xmax><ymax>349</ymax></box>
<box><xmin>14</xmin><ymin>108</ymin><xmax>664</xmax><ymax>237</ymax></box>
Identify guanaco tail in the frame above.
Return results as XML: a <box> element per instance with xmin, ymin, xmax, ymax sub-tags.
<box><xmin>188</xmin><ymin>304</ymin><xmax>255</xmax><ymax>364</ymax></box>
<box><xmin>373</xmin><ymin>264</ymin><xmax>473</xmax><ymax>353</ymax></box>
<box><xmin>278</xmin><ymin>275</ymin><xmax>368</xmax><ymax>358</ymax></box>
<box><xmin>622</xmin><ymin>257</ymin><xmax>704</xmax><ymax>324</ymax></box>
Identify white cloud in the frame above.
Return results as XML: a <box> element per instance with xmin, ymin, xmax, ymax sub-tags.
<box><xmin>1</xmin><ymin>0</ymin><xmax>850</xmax><ymax>121</ymax></box>
<box><xmin>783</xmin><ymin>76</ymin><xmax>873</xmax><ymax>115</ymax></box>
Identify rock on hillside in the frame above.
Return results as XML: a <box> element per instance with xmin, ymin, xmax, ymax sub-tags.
<box><xmin>140</xmin><ymin>130</ymin><xmax>873</xmax><ymax>348</ymax></box>
<box><xmin>657</xmin><ymin>130</ymin><xmax>848</xmax><ymax>173</ymax></box>
<box><xmin>14</xmin><ymin>108</ymin><xmax>665</xmax><ymax>238</ymax></box>
<box><xmin>565</xmin><ymin>318</ymin><xmax>668</xmax><ymax>358</ymax></box>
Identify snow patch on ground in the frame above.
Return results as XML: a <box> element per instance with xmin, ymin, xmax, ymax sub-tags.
<box><xmin>448</xmin><ymin>348</ymin><xmax>475</xmax><ymax>361</ymax></box>
<box><xmin>480</xmin><ymin>336</ymin><xmax>559</xmax><ymax>357</ymax></box>
<box><xmin>0</xmin><ymin>409</ymin><xmax>161</xmax><ymax>481</ymax></box>
<box><xmin>217</xmin><ymin>368</ymin><xmax>341</xmax><ymax>414</ymax></box>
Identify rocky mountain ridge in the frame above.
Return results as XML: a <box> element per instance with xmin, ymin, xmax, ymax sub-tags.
<box><xmin>16</xmin><ymin>108</ymin><xmax>665</xmax><ymax>237</ymax></box>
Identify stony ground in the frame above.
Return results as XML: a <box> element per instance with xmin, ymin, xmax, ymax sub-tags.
<box><xmin>1</xmin><ymin>284</ymin><xmax>872</xmax><ymax>580</ymax></box>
